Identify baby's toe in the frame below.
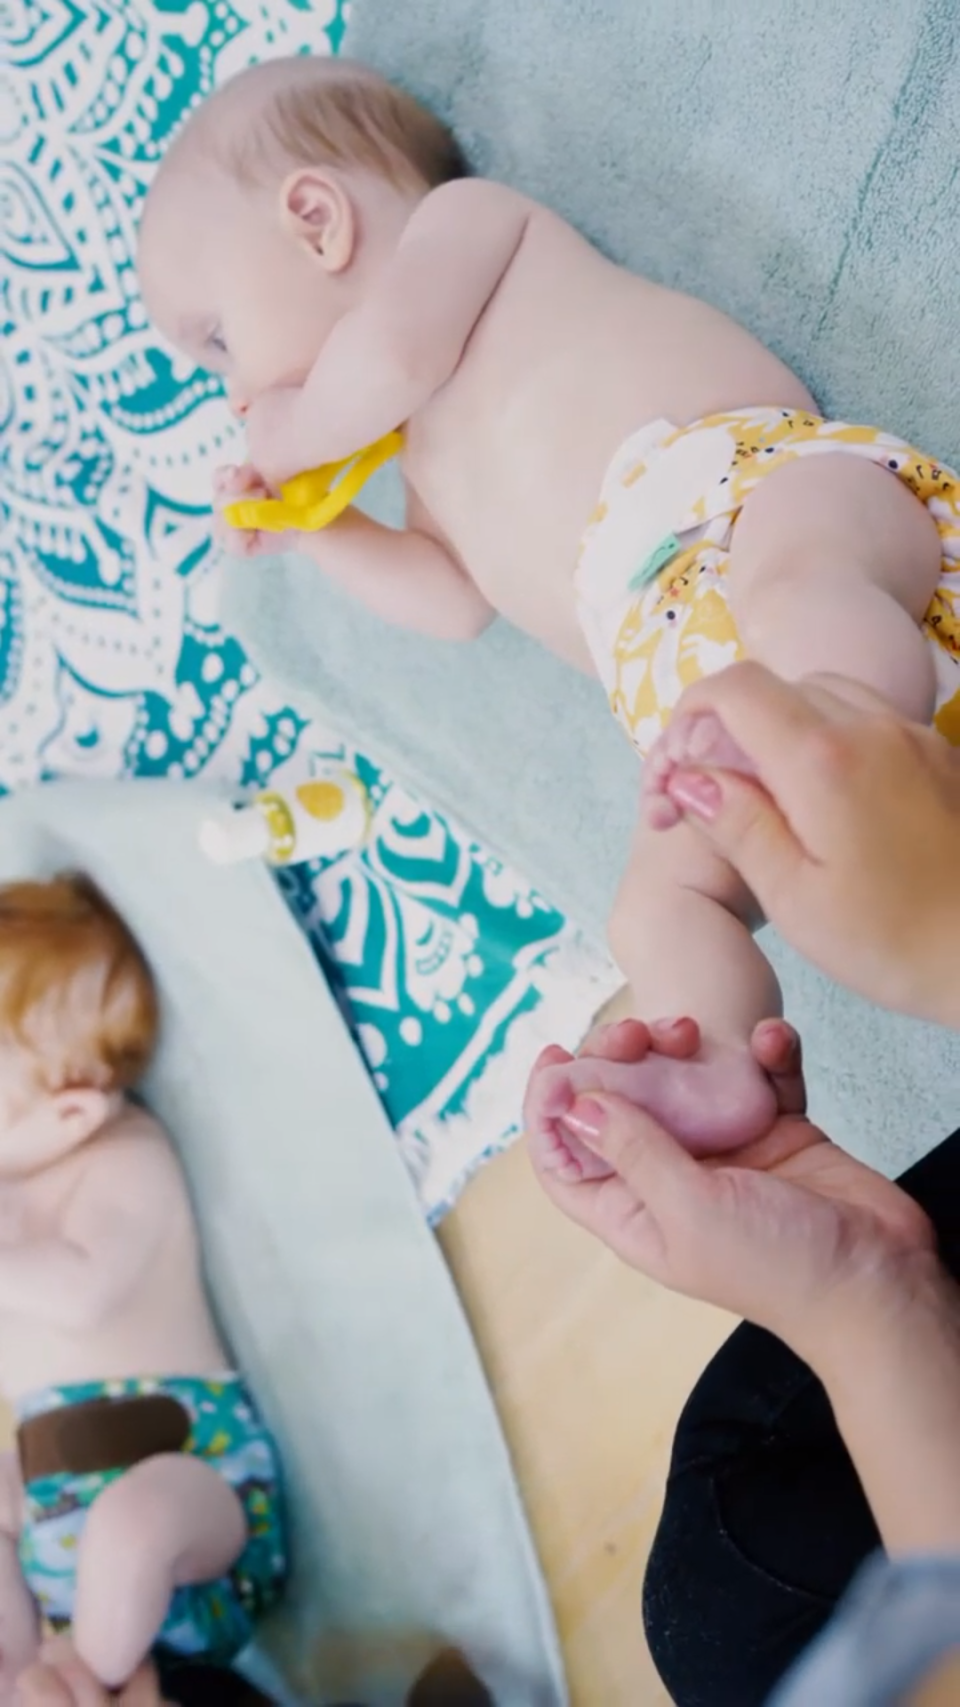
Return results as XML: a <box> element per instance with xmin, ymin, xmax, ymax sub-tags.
<box><xmin>579</xmin><ymin>1017</ymin><xmax>650</xmax><ymax>1062</ymax></box>
<box><xmin>645</xmin><ymin>790</ymin><xmax>683</xmax><ymax>830</ymax></box>
<box><xmin>534</xmin><ymin>1126</ymin><xmax>579</xmax><ymax>1176</ymax></box>
<box><xmin>524</xmin><ymin>1058</ymin><xmax>576</xmax><ymax>1133</ymax></box>
<box><xmin>550</xmin><ymin>1148</ymin><xmax>588</xmax><ymax>1184</ymax></box>
<box><xmin>524</xmin><ymin>1063</ymin><xmax>562</xmax><ymax>1145</ymax></box>
<box><xmin>529</xmin><ymin>1125</ymin><xmax>603</xmax><ymax>1185</ymax></box>
<box><xmin>531</xmin><ymin>1043</ymin><xmax>575</xmax><ymax>1074</ymax></box>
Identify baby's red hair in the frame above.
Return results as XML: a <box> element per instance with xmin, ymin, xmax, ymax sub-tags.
<box><xmin>0</xmin><ymin>874</ymin><xmax>158</xmax><ymax>1093</ymax></box>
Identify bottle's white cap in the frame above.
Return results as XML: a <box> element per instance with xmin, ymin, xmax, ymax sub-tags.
<box><xmin>199</xmin><ymin>803</ymin><xmax>270</xmax><ymax>865</ymax></box>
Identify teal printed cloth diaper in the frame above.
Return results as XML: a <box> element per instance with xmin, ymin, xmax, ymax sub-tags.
<box><xmin>17</xmin><ymin>1375</ymin><xmax>286</xmax><ymax>1664</ymax></box>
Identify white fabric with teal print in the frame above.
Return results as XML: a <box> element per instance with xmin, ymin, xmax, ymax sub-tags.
<box><xmin>1</xmin><ymin>0</ymin><xmax>619</xmax><ymax>1220</ymax></box>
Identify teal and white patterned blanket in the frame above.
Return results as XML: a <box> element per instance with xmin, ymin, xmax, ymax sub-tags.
<box><xmin>1</xmin><ymin>0</ymin><xmax>618</xmax><ymax>1220</ymax></box>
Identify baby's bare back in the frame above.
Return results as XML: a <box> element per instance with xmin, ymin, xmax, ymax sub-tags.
<box><xmin>0</xmin><ymin>1109</ymin><xmax>226</xmax><ymax>1400</ymax></box>
<box><xmin>403</xmin><ymin>201</ymin><xmax>814</xmax><ymax>668</ymax></box>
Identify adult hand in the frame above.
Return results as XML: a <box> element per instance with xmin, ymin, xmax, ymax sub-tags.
<box><xmin>651</xmin><ymin>663</ymin><xmax>960</xmax><ymax>1026</ymax></box>
<box><xmin>15</xmin><ymin>1641</ymin><xmax>170</xmax><ymax>1706</ymax></box>
<box><xmin>530</xmin><ymin>1018</ymin><xmax>935</xmax><ymax>1367</ymax></box>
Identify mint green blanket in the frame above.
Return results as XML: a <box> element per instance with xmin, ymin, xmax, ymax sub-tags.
<box><xmin>227</xmin><ymin>0</ymin><xmax>960</xmax><ymax>1182</ymax></box>
<box><xmin>0</xmin><ymin>782</ymin><xmax>564</xmax><ymax>1706</ymax></box>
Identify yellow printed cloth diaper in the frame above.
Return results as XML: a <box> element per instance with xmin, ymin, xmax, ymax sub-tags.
<box><xmin>574</xmin><ymin>407</ymin><xmax>960</xmax><ymax>757</ymax></box>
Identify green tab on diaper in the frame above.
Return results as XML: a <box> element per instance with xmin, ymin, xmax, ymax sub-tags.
<box><xmin>629</xmin><ymin>534</ymin><xmax>682</xmax><ymax>592</ymax></box>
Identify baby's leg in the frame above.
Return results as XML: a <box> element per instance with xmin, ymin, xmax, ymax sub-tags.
<box><xmin>0</xmin><ymin>1452</ymin><xmax>39</xmax><ymax>1699</ymax></box>
<box><xmin>526</xmin><ymin>813</ymin><xmax>782</xmax><ymax>1179</ymax></box>
<box><xmin>646</xmin><ymin>453</ymin><xmax>943</xmax><ymax>823</ymax></box>
<box><xmin>73</xmin><ymin>1454</ymin><xmax>247</xmax><ymax>1689</ymax></box>
<box><xmin>729</xmin><ymin>451</ymin><xmax>941</xmax><ymax>716</ymax></box>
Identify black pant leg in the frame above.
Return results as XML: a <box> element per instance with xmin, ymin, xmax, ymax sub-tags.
<box><xmin>154</xmin><ymin>1660</ymin><xmax>276</xmax><ymax>1706</ymax></box>
<box><xmin>642</xmin><ymin>1125</ymin><xmax>960</xmax><ymax>1707</ymax></box>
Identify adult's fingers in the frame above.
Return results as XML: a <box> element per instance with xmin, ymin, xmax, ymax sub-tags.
<box><xmin>666</xmin><ymin>767</ymin><xmax>807</xmax><ymax>920</ymax></box>
<box><xmin>677</xmin><ymin>663</ymin><xmax>852</xmax><ymax>792</ymax></box>
<box><xmin>535</xmin><ymin>1093</ymin><xmax>718</xmax><ymax>1279</ymax></box>
<box><xmin>565</xmin><ymin>1091</ymin><xmax>709</xmax><ymax>1214</ymax></box>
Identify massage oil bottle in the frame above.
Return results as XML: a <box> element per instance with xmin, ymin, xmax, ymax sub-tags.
<box><xmin>199</xmin><ymin>770</ymin><xmax>370</xmax><ymax>867</ymax></box>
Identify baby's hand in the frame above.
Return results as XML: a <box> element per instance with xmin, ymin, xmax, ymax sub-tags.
<box><xmin>212</xmin><ymin>463</ymin><xmax>286</xmax><ymax>558</ymax></box>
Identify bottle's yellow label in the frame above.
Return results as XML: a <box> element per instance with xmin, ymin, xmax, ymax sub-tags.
<box><xmin>296</xmin><ymin>780</ymin><xmax>347</xmax><ymax>822</ymax></box>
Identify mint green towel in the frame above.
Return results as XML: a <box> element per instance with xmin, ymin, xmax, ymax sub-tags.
<box><xmin>0</xmin><ymin>782</ymin><xmax>564</xmax><ymax>1706</ymax></box>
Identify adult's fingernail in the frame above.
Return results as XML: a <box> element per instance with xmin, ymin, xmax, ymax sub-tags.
<box><xmin>667</xmin><ymin>771</ymin><xmax>722</xmax><ymax>821</ymax></box>
<box><xmin>563</xmin><ymin>1097</ymin><xmax>605</xmax><ymax>1140</ymax></box>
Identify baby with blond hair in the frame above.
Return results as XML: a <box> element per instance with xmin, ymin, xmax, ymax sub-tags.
<box><xmin>0</xmin><ymin>875</ymin><xmax>284</xmax><ymax>1698</ymax></box>
<box><xmin>139</xmin><ymin>55</ymin><xmax>960</xmax><ymax>1176</ymax></box>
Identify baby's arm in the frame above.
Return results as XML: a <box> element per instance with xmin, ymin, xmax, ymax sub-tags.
<box><xmin>235</xmin><ymin>472</ymin><xmax>495</xmax><ymax>639</ymax></box>
<box><xmin>250</xmin><ymin>180</ymin><xmax>530</xmax><ymax>483</ymax></box>
<box><xmin>0</xmin><ymin>1136</ymin><xmax>176</xmax><ymax>1330</ymax></box>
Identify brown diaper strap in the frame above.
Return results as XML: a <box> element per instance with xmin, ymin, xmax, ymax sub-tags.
<box><xmin>17</xmin><ymin>1393</ymin><xmax>191</xmax><ymax>1482</ymax></box>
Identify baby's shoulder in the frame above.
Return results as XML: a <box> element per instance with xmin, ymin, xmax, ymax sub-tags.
<box><xmin>418</xmin><ymin>175</ymin><xmax>542</xmax><ymax>225</ymax></box>
<box><xmin>80</xmin><ymin>1105</ymin><xmax>187</xmax><ymax>1200</ymax></box>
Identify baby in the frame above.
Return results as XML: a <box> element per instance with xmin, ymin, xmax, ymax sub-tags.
<box><xmin>138</xmin><ymin>56</ymin><xmax>960</xmax><ymax>1176</ymax></box>
<box><xmin>0</xmin><ymin>875</ymin><xmax>285</xmax><ymax>1697</ymax></box>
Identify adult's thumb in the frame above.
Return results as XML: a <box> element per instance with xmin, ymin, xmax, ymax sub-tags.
<box><xmin>668</xmin><ymin>768</ymin><xmax>804</xmax><ymax>917</ymax></box>
<box><xmin>576</xmin><ymin>1092</ymin><xmax>707</xmax><ymax>1212</ymax></box>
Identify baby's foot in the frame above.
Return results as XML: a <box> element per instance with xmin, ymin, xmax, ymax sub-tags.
<box><xmin>645</xmin><ymin>710</ymin><xmax>757</xmax><ymax>830</ymax></box>
<box><xmin>525</xmin><ymin>1029</ymin><xmax>777</xmax><ymax>1181</ymax></box>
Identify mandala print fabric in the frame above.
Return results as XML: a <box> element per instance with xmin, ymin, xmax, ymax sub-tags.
<box><xmin>1</xmin><ymin>0</ymin><xmax>619</xmax><ymax>1220</ymax></box>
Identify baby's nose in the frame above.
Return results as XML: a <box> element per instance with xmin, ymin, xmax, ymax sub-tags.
<box><xmin>226</xmin><ymin>383</ymin><xmax>249</xmax><ymax>420</ymax></box>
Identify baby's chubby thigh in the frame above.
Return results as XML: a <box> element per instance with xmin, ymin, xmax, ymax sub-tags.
<box><xmin>72</xmin><ymin>1454</ymin><xmax>247</xmax><ymax>1688</ymax></box>
<box><xmin>724</xmin><ymin>452</ymin><xmax>942</xmax><ymax>719</ymax></box>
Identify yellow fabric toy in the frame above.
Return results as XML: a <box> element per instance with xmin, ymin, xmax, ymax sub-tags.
<box><xmin>223</xmin><ymin>429</ymin><xmax>404</xmax><ymax>533</ymax></box>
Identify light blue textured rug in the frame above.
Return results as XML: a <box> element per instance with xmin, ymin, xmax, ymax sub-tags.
<box><xmin>227</xmin><ymin>0</ymin><xmax>960</xmax><ymax>1180</ymax></box>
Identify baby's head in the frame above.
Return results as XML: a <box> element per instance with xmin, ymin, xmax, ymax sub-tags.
<box><xmin>0</xmin><ymin>874</ymin><xmax>158</xmax><ymax>1172</ymax></box>
<box><xmin>138</xmin><ymin>57</ymin><xmax>467</xmax><ymax>417</ymax></box>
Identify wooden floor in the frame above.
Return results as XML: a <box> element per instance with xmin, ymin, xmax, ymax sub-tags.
<box><xmin>439</xmin><ymin>993</ymin><xmax>734</xmax><ymax>1707</ymax></box>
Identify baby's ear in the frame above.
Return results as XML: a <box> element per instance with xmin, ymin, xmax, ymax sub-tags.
<box><xmin>280</xmin><ymin>169</ymin><xmax>355</xmax><ymax>273</ymax></box>
<box><xmin>52</xmin><ymin>1086</ymin><xmax>112</xmax><ymax>1146</ymax></box>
